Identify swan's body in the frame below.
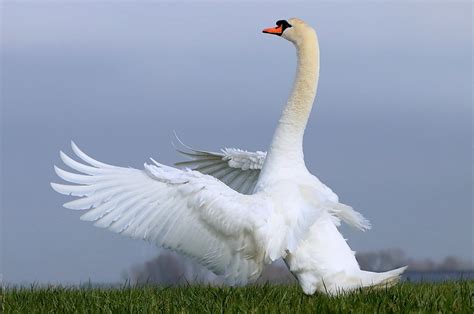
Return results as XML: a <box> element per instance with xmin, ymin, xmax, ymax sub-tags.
<box><xmin>52</xmin><ymin>18</ymin><xmax>406</xmax><ymax>295</ymax></box>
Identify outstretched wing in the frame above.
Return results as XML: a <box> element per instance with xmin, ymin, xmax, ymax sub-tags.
<box><xmin>173</xmin><ymin>136</ymin><xmax>266</xmax><ymax>195</ymax></box>
<box><xmin>51</xmin><ymin>142</ymin><xmax>276</xmax><ymax>285</ymax></box>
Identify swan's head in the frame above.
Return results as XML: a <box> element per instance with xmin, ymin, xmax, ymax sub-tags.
<box><xmin>262</xmin><ymin>18</ymin><xmax>315</xmax><ymax>46</ymax></box>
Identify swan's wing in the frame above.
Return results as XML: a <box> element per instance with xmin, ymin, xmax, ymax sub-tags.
<box><xmin>51</xmin><ymin>142</ymin><xmax>277</xmax><ymax>285</ymax></box>
<box><xmin>173</xmin><ymin>136</ymin><xmax>266</xmax><ymax>195</ymax></box>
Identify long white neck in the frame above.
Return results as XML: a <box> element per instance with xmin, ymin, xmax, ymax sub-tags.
<box><xmin>260</xmin><ymin>31</ymin><xmax>319</xmax><ymax>180</ymax></box>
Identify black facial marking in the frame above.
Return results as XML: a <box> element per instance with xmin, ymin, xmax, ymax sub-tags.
<box><xmin>276</xmin><ymin>20</ymin><xmax>292</xmax><ymax>32</ymax></box>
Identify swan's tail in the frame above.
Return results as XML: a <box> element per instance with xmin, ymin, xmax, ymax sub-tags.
<box><xmin>316</xmin><ymin>266</ymin><xmax>407</xmax><ymax>295</ymax></box>
<box><xmin>358</xmin><ymin>266</ymin><xmax>408</xmax><ymax>289</ymax></box>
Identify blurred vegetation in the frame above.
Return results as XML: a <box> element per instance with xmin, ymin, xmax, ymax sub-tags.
<box><xmin>3</xmin><ymin>281</ymin><xmax>473</xmax><ymax>313</ymax></box>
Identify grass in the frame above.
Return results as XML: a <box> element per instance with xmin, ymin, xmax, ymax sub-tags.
<box><xmin>2</xmin><ymin>281</ymin><xmax>473</xmax><ymax>313</ymax></box>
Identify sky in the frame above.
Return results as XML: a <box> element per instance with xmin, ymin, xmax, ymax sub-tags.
<box><xmin>1</xmin><ymin>1</ymin><xmax>472</xmax><ymax>284</ymax></box>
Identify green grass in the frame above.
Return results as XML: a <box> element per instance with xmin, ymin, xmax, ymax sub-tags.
<box><xmin>3</xmin><ymin>281</ymin><xmax>473</xmax><ymax>313</ymax></box>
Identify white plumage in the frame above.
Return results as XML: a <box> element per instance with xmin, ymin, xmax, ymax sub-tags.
<box><xmin>173</xmin><ymin>134</ymin><xmax>265</xmax><ymax>195</ymax></box>
<box><xmin>53</xmin><ymin>143</ymin><xmax>277</xmax><ymax>285</ymax></box>
<box><xmin>52</xmin><ymin>18</ymin><xmax>406</xmax><ymax>295</ymax></box>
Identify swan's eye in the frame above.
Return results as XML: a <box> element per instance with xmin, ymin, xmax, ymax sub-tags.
<box><xmin>276</xmin><ymin>20</ymin><xmax>292</xmax><ymax>32</ymax></box>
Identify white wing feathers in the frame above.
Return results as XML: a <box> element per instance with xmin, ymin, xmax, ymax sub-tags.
<box><xmin>173</xmin><ymin>136</ymin><xmax>266</xmax><ymax>195</ymax></box>
<box><xmin>173</xmin><ymin>136</ymin><xmax>370</xmax><ymax>232</ymax></box>
<box><xmin>51</xmin><ymin>142</ymin><xmax>276</xmax><ymax>285</ymax></box>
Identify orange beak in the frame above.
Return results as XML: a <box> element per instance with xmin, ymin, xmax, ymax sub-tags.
<box><xmin>262</xmin><ymin>25</ymin><xmax>284</xmax><ymax>36</ymax></box>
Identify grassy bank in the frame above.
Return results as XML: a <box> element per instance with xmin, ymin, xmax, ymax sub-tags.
<box><xmin>3</xmin><ymin>281</ymin><xmax>473</xmax><ymax>313</ymax></box>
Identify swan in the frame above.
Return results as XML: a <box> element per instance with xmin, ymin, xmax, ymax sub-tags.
<box><xmin>51</xmin><ymin>18</ymin><xmax>406</xmax><ymax>295</ymax></box>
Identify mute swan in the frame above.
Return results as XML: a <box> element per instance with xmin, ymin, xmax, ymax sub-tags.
<box><xmin>52</xmin><ymin>18</ymin><xmax>406</xmax><ymax>295</ymax></box>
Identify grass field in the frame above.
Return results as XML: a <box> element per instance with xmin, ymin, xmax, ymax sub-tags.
<box><xmin>3</xmin><ymin>281</ymin><xmax>473</xmax><ymax>313</ymax></box>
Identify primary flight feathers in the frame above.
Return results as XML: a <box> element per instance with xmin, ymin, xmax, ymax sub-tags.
<box><xmin>52</xmin><ymin>142</ymin><xmax>279</xmax><ymax>285</ymax></box>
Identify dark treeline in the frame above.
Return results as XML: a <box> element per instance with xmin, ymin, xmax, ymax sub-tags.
<box><xmin>356</xmin><ymin>248</ymin><xmax>473</xmax><ymax>272</ymax></box>
<box><xmin>128</xmin><ymin>249</ymin><xmax>473</xmax><ymax>285</ymax></box>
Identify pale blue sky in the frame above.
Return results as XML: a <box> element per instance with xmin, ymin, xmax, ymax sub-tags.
<box><xmin>1</xmin><ymin>1</ymin><xmax>472</xmax><ymax>284</ymax></box>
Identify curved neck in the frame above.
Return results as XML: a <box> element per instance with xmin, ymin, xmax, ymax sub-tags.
<box><xmin>264</xmin><ymin>32</ymin><xmax>320</xmax><ymax>171</ymax></box>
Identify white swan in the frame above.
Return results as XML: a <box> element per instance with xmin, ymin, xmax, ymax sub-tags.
<box><xmin>52</xmin><ymin>18</ymin><xmax>406</xmax><ymax>295</ymax></box>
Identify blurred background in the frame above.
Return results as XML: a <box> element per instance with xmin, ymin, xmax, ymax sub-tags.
<box><xmin>1</xmin><ymin>0</ymin><xmax>472</xmax><ymax>285</ymax></box>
